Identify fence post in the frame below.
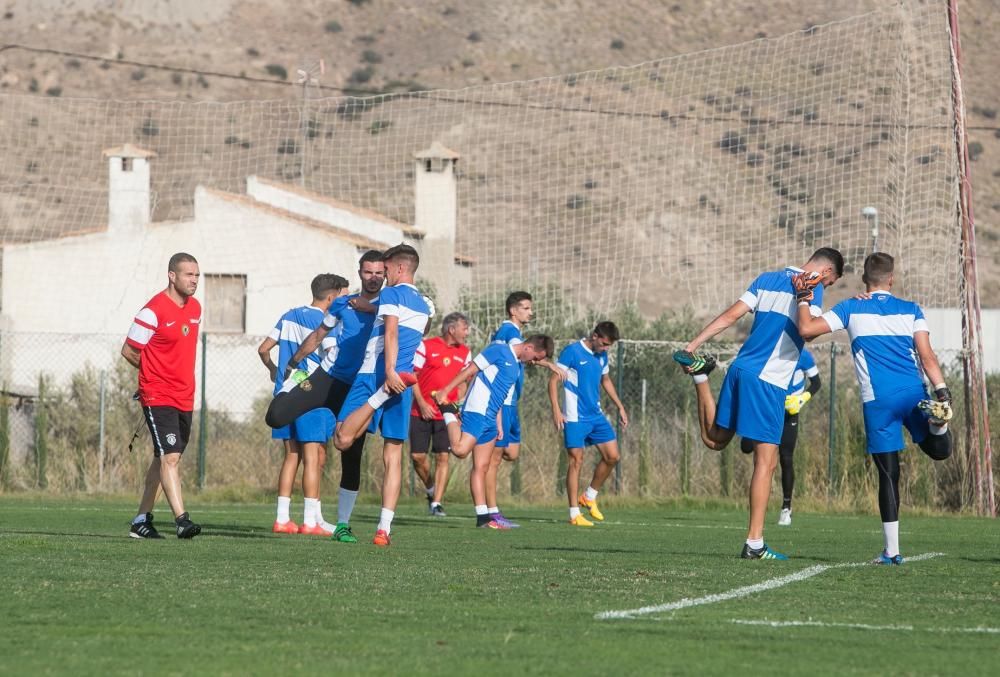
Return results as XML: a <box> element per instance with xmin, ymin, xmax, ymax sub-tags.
<box><xmin>36</xmin><ymin>373</ymin><xmax>48</xmax><ymax>489</ymax></box>
<box><xmin>827</xmin><ymin>343</ymin><xmax>838</xmax><ymax>502</ymax></box>
<box><xmin>197</xmin><ymin>332</ymin><xmax>207</xmax><ymax>490</ymax></box>
<box><xmin>682</xmin><ymin>395</ymin><xmax>690</xmax><ymax>496</ymax></box>
<box><xmin>0</xmin><ymin>387</ymin><xmax>8</xmax><ymax>489</ymax></box>
<box><xmin>614</xmin><ymin>341</ymin><xmax>624</xmax><ymax>493</ymax></box>
<box><xmin>638</xmin><ymin>378</ymin><xmax>648</xmax><ymax>495</ymax></box>
<box><xmin>98</xmin><ymin>369</ymin><xmax>106</xmax><ymax>488</ymax></box>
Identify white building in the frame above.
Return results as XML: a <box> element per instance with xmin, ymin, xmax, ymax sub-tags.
<box><xmin>1</xmin><ymin>142</ymin><xmax>472</xmax><ymax>416</ymax></box>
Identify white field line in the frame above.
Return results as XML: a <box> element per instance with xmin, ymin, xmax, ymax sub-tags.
<box><xmin>594</xmin><ymin>552</ymin><xmax>945</xmax><ymax>621</ymax></box>
<box><xmin>730</xmin><ymin>619</ymin><xmax>1000</xmax><ymax>634</ymax></box>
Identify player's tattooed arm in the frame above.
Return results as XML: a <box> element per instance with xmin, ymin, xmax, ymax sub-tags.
<box><xmin>289</xmin><ymin>324</ymin><xmax>332</xmax><ymax>374</ymax></box>
<box><xmin>435</xmin><ymin>363</ymin><xmax>481</xmax><ymax>406</ymax></box>
<box><xmin>121</xmin><ymin>342</ymin><xmax>142</xmax><ymax>369</ymax></box>
<box><xmin>685</xmin><ymin>300</ymin><xmax>751</xmax><ymax>353</ymax></box>
<box><xmin>795</xmin><ymin>302</ymin><xmax>832</xmax><ymax>340</ymax></box>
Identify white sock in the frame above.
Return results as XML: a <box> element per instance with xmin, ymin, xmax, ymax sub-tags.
<box><xmin>488</xmin><ymin>506</ymin><xmax>499</xmax><ymax>515</ymax></box>
<box><xmin>430</xmin><ymin>501</ymin><xmax>441</xmax><ymax>509</ymax></box>
<box><xmin>132</xmin><ymin>513</ymin><xmax>147</xmax><ymax>525</ymax></box>
<box><xmin>883</xmin><ymin>520</ymin><xmax>900</xmax><ymax>557</ymax></box>
<box><xmin>337</xmin><ymin>488</ymin><xmax>358</xmax><ymax>525</ymax></box>
<box><xmin>584</xmin><ymin>486</ymin><xmax>599</xmax><ymax>501</ymax></box>
<box><xmin>303</xmin><ymin>497</ymin><xmax>319</xmax><ymax>527</ymax></box>
<box><xmin>692</xmin><ymin>374</ymin><xmax>708</xmax><ymax>384</ymax></box>
<box><xmin>443</xmin><ymin>412</ymin><xmax>458</xmax><ymax>425</ymax></box>
<box><xmin>426</xmin><ymin>485</ymin><xmax>435</xmax><ymax>497</ymax></box>
<box><xmin>929</xmin><ymin>422</ymin><xmax>948</xmax><ymax>435</ymax></box>
<box><xmin>474</xmin><ymin>504</ymin><xmax>489</xmax><ymax>516</ymax></box>
<box><xmin>377</xmin><ymin>508</ymin><xmax>395</xmax><ymax>533</ymax></box>
<box><xmin>367</xmin><ymin>388</ymin><xmax>391</xmax><ymax>409</ymax></box>
<box><xmin>569</xmin><ymin>506</ymin><xmax>581</xmax><ymax>519</ymax></box>
<box><xmin>276</xmin><ymin>496</ymin><xmax>291</xmax><ymax>523</ymax></box>
<box><xmin>746</xmin><ymin>538</ymin><xmax>764</xmax><ymax>550</ymax></box>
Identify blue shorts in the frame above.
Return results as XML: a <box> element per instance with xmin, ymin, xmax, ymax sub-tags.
<box><xmin>494</xmin><ymin>404</ymin><xmax>521</xmax><ymax>449</ymax></box>
<box><xmin>564</xmin><ymin>415</ymin><xmax>616</xmax><ymax>449</ymax></box>
<box><xmin>461</xmin><ymin>411</ymin><xmax>500</xmax><ymax>446</ymax></box>
<box><xmin>862</xmin><ymin>385</ymin><xmax>930</xmax><ymax>454</ymax></box>
<box><xmin>715</xmin><ymin>366</ymin><xmax>786</xmax><ymax>445</ymax></box>
<box><xmin>338</xmin><ymin>372</ymin><xmax>413</xmax><ymax>442</ymax></box>
<box><xmin>270</xmin><ymin>406</ymin><xmax>335</xmax><ymax>444</ymax></box>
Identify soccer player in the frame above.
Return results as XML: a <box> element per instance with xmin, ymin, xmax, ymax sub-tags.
<box><xmin>257</xmin><ymin>274</ymin><xmax>349</xmax><ymax>535</ymax></box>
<box><xmin>739</xmin><ymin>347</ymin><xmax>821</xmax><ymax>526</ymax></box>
<box><xmin>122</xmin><ymin>252</ymin><xmax>203</xmax><ymax>539</ymax></box>
<box><xmin>674</xmin><ymin>247</ymin><xmax>843</xmax><ymax>560</ymax></box>
<box><xmin>433</xmin><ymin>335</ymin><xmax>555</xmax><ymax>528</ymax></box>
<box><xmin>333</xmin><ymin>244</ymin><xmax>430</xmax><ymax>547</ymax></box>
<box><xmin>794</xmin><ymin>252</ymin><xmax>952</xmax><ymax>565</ymax></box>
<box><xmin>487</xmin><ymin>291</ymin><xmax>564</xmax><ymax>528</ymax></box>
<box><xmin>410</xmin><ymin>312</ymin><xmax>472</xmax><ymax>517</ymax></box>
<box><xmin>264</xmin><ymin>249</ymin><xmax>385</xmax><ymax>544</ymax></box>
<box><xmin>548</xmin><ymin>322</ymin><xmax>629</xmax><ymax>526</ymax></box>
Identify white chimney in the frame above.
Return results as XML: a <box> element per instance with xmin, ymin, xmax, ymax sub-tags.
<box><xmin>103</xmin><ymin>143</ymin><xmax>156</xmax><ymax>233</ymax></box>
<box><xmin>413</xmin><ymin>142</ymin><xmax>459</xmax><ymax>310</ymax></box>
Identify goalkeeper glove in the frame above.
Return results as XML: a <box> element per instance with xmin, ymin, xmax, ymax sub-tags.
<box><xmin>784</xmin><ymin>391</ymin><xmax>811</xmax><ymax>415</ymax></box>
<box><xmin>792</xmin><ymin>271</ymin><xmax>822</xmax><ymax>303</ymax></box>
<box><xmin>918</xmin><ymin>383</ymin><xmax>953</xmax><ymax>425</ymax></box>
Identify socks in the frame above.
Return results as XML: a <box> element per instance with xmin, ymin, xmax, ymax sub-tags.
<box><xmin>746</xmin><ymin>537</ymin><xmax>764</xmax><ymax>550</ymax></box>
<box><xmin>782</xmin><ymin>500</ymin><xmax>792</xmax><ymax>511</ymax></box>
<box><xmin>883</xmin><ymin>520</ymin><xmax>900</xmax><ymax>557</ymax></box>
<box><xmin>488</xmin><ymin>506</ymin><xmax>499</xmax><ymax>515</ymax></box>
<box><xmin>584</xmin><ymin>486</ymin><xmax>598</xmax><ymax>501</ymax></box>
<box><xmin>474</xmin><ymin>504</ymin><xmax>489</xmax><ymax>516</ymax></box>
<box><xmin>303</xmin><ymin>497</ymin><xmax>319</xmax><ymax>527</ymax></box>
<box><xmin>338</xmin><ymin>488</ymin><xmax>359</xmax><ymax>525</ymax></box>
<box><xmin>276</xmin><ymin>496</ymin><xmax>291</xmax><ymax>523</ymax></box>
<box><xmin>367</xmin><ymin>388</ymin><xmax>391</xmax><ymax>409</ymax></box>
<box><xmin>377</xmin><ymin>508</ymin><xmax>395</xmax><ymax>534</ymax></box>
<box><xmin>430</xmin><ymin>501</ymin><xmax>441</xmax><ymax>509</ymax></box>
<box><xmin>426</xmin><ymin>485</ymin><xmax>435</xmax><ymax>498</ymax></box>
<box><xmin>569</xmin><ymin>506</ymin><xmax>581</xmax><ymax>519</ymax></box>
<box><xmin>930</xmin><ymin>422</ymin><xmax>949</xmax><ymax>435</ymax></box>
<box><xmin>131</xmin><ymin>513</ymin><xmax>147</xmax><ymax>525</ymax></box>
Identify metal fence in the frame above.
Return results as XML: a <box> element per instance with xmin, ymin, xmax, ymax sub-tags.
<box><xmin>0</xmin><ymin>332</ymin><xmax>989</xmax><ymax>512</ymax></box>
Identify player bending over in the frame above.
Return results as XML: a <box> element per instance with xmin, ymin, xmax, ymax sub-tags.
<box><xmin>739</xmin><ymin>347</ymin><xmax>821</xmax><ymax>526</ymax></box>
<box><xmin>333</xmin><ymin>245</ymin><xmax>429</xmax><ymax>547</ymax></box>
<box><xmin>257</xmin><ymin>274</ymin><xmax>348</xmax><ymax>535</ymax></box>
<box><xmin>674</xmin><ymin>247</ymin><xmax>843</xmax><ymax>560</ymax></box>
<box><xmin>434</xmin><ymin>335</ymin><xmax>554</xmax><ymax>529</ymax></box>
<box><xmin>794</xmin><ymin>252</ymin><xmax>952</xmax><ymax>565</ymax></box>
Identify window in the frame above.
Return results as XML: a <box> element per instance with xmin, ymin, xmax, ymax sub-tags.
<box><xmin>121</xmin><ymin>157</ymin><xmax>132</xmax><ymax>172</ymax></box>
<box><xmin>205</xmin><ymin>274</ymin><xmax>246</xmax><ymax>333</ymax></box>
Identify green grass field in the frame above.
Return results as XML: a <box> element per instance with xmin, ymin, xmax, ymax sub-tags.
<box><xmin>1</xmin><ymin>496</ymin><xmax>997</xmax><ymax>676</ymax></box>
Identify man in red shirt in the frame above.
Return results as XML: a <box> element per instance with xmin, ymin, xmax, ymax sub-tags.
<box><xmin>409</xmin><ymin>312</ymin><xmax>472</xmax><ymax>517</ymax></box>
<box><xmin>121</xmin><ymin>252</ymin><xmax>203</xmax><ymax>539</ymax></box>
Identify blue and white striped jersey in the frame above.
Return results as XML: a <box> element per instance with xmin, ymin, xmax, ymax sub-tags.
<box><xmin>359</xmin><ymin>283</ymin><xmax>430</xmax><ymax>375</ymax></box>
<box><xmin>320</xmin><ymin>293</ymin><xmax>379</xmax><ymax>383</ymax></box>
<box><xmin>491</xmin><ymin>320</ymin><xmax>525</xmax><ymax>405</ymax></box>
<box><xmin>556</xmin><ymin>339</ymin><xmax>609</xmax><ymax>423</ymax></box>
<box><xmin>822</xmin><ymin>291</ymin><xmax>928</xmax><ymax>402</ymax></box>
<box><xmin>463</xmin><ymin>343</ymin><xmax>521</xmax><ymax>418</ymax></box>
<box><xmin>788</xmin><ymin>348</ymin><xmax>819</xmax><ymax>397</ymax></box>
<box><xmin>733</xmin><ymin>266</ymin><xmax>824</xmax><ymax>389</ymax></box>
<box><xmin>268</xmin><ymin>305</ymin><xmax>329</xmax><ymax>396</ymax></box>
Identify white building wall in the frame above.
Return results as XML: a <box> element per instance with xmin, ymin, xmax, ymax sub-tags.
<box><xmin>924</xmin><ymin>308</ymin><xmax>1000</xmax><ymax>373</ymax></box>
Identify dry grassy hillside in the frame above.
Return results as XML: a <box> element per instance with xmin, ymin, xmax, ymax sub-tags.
<box><xmin>1</xmin><ymin>0</ymin><xmax>997</xmax><ymax>307</ymax></box>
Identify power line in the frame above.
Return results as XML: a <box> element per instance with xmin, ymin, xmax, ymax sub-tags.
<box><xmin>2</xmin><ymin>43</ymin><xmax>1000</xmax><ymax>133</ymax></box>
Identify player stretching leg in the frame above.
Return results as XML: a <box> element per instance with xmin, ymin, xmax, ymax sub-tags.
<box><xmin>410</xmin><ymin>313</ymin><xmax>472</xmax><ymax>517</ymax></box>
<box><xmin>740</xmin><ymin>347</ymin><xmax>821</xmax><ymax>526</ymax></box>
<box><xmin>548</xmin><ymin>322</ymin><xmax>628</xmax><ymax>526</ymax></box>
<box><xmin>675</xmin><ymin>247</ymin><xmax>843</xmax><ymax>560</ymax></box>
<box><xmin>795</xmin><ymin>253</ymin><xmax>952</xmax><ymax>564</ymax></box>
<box><xmin>334</xmin><ymin>245</ymin><xmax>429</xmax><ymax>547</ymax></box>
<box><xmin>434</xmin><ymin>335</ymin><xmax>554</xmax><ymax>529</ymax></box>
<box><xmin>258</xmin><ymin>274</ymin><xmax>348</xmax><ymax>534</ymax></box>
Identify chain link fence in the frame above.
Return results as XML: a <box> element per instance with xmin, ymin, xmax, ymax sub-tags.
<box><xmin>0</xmin><ymin>332</ymin><xmax>991</xmax><ymax>512</ymax></box>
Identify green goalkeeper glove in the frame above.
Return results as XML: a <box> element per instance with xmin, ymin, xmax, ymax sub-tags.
<box><xmin>784</xmin><ymin>391</ymin><xmax>811</xmax><ymax>415</ymax></box>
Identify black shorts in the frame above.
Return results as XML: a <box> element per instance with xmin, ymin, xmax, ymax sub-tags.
<box><xmin>409</xmin><ymin>416</ymin><xmax>450</xmax><ymax>454</ymax></box>
<box><xmin>144</xmin><ymin>406</ymin><xmax>192</xmax><ymax>457</ymax></box>
<box><xmin>265</xmin><ymin>370</ymin><xmax>353</xmax><ymax>429</ymax></box>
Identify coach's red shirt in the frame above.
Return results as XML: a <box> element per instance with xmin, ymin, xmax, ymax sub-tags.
<box><xmin>126</xmin><ymin>291</ymin><xmax>202</xmax><ymax>411</ymax></box>
<box><xmin>411</xmin><ymin>336</ymin><xmax>471</xmax><ymax>419</ymax></box>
